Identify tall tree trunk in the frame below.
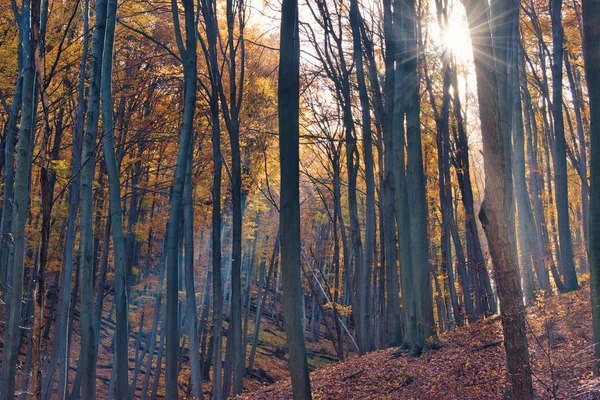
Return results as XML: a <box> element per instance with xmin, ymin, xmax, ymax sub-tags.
<box><xmin>380</xmin><ymin>0</ymin><xmax>403</xmax><ymax>345</ymax></box>
<box><xmin>0</xmin><ymin>68</ymin><xmax>22</xmax><ymax>293</ymax></box>
<box><xmin>349</xmin><ymin>0</ymin><xmax>374</xmax><ymax>353</ymax></box>
<box><xmin>166</xmin><ymin>1</ymin><xmax>197</xmax><ymax>398</ymax></box>
<box><xmin>101</xmin><ymin>0</ymin><xmax>130</xmax><ymax>396</ymax></box>
<box><xmin>435</xmin><ymin>56</ymin><xmax>462</xmax><ymax>326</ymax></box>
<box><xmin>582</xmin><ymin>0</ymin><xmax>600</xmax><ymax>374</ymax></box>
<box><xmin>0</xmin><ymin>1</ymin><xmax>37</xmax><ymax>396</ymax></box>
<box><xmin>564</xmin><ymin>54</ymin><xmax>589</xmax><ymax>257</ymax></box>
<box><xmin>392</xmin><ymin>0</ymin><xmax>417</xmax><ymax>348</ymax></box>
<box><xmin>402</xmin><ymin>0</ymin><xmax>435</xmax><ymax>351</ymax></box>
<box><xmin>449</xmin><ymin>64</ymin><xmax>495</xmax><ymax>318</ymax></box>
<box><xmin>199</xmin><ymin>0</ymin><xmax>224</xmax><ymax>395</ymax></box>
<box><xmin>247</xmin><ymin>229</ymin><xmax>280</xmax><ymax>374</ymax></box>
<box><xmin>31</xmin><ymin>0</ymin><xmax>53</xmax><ymax>394</ymax></box>
<box><xmin>42</xmin><ymin>2</ymin><xmax>88</xmax><ymax>397</ymax></box>
<box><xmin>219</xmin><ymin>0</ymin><xmax>246</xmax><ymax>392</ymax></box>
<box><xmin>78</xmin><ymin>0</ymin><xmax>108</xmax><ymax>396</ymax></box>
<box><xmin>491</xmin><ymin>0</ymin><xmax>522</xmax><ymax>303</ymax></box>
<box><xmin>513</xmin><ymin>33</ymin><xmax>551</xmax><ymax>300</ymax></box>
<box><xmin>461</xmin><ymin>0</ymin><xmax>534</xmax><ymax>397</ymax></box>
<box><xmin>550</xmin><ymin>0</ymin><xmax>578</xmax><ymax>291</ymax></box>
<box><xmin>184</xmin><ymin>157</ymin><xmax>203</xmax><ymax>399</ymax></box>
<box><xmin>519</xmin><ymin>47</ymin><xmax>564</xmax><ymax>293</ymax></box>
<box><xmin>279</xmin><ymin>0</ymin><xmax>312</xmax><ymax>396</ymax></box>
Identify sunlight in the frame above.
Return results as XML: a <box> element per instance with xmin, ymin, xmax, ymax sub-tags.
<box><xmin>441</xmin><ymin>5</ymin><xmax>473</xmax><ymax>64</ymax></box>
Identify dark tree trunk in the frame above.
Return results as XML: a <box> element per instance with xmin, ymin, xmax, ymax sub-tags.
<box><xmin>279</xmin><ymin>0</ymin><xmax>312</xmax><ymax>396</ymax></box>
<box><xmin>0</xmin><ymin>2</ymin><xmax>39</xmax><ymax>396</ymax></box>
<box><xmin>349</xmin><ymin>0</ymin><xmax>375</xmax><ymax>353</ymax></box>
<box><xmin>550</xmin><ymin>0</ymin><xmax>578</xmax><ymax>291</ymax></box>
<box><xmin>462</xmin><ymin>0</ymin><xmax>534</xmax><ymax>397</ymax></box>
<box><xmin>380</xmin><ymin>0</ymin><xmax>403</xmax><ymax>345</ymax></box>
<box><xmin>165</xmin><ymin>1</ymin><xmax>197</xmax><ymax>398</ymax></box>
<box><xmin>582</xmin><ymin>0</ymin><xmax>600</xmax><ymax>374</ymax></box>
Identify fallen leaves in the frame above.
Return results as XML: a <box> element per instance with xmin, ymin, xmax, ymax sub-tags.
<box><xmin>239</xmin><ymin>281</ymin><xmax>598</xmax><ymax>399</ymax></box>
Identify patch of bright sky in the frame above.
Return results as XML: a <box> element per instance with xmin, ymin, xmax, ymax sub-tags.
<box><xmin>425</xmin><ymin>0</ymin><xmax>484</xmax><ymax>193</ymax></box>
<box><xmin>248</xmin><ymin>0</ymin><xmax>484</xmax><ymax>179</ymax></box>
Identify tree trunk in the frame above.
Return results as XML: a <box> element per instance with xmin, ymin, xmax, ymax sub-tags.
<box><xmin>392</xmin><ymin>0</ymin><xmax>417</xmax><ymax>348</ymax></box>
<box><xmin>582</xmin><ymin>0</ymin><xmax>600</xmax><ymax>374</ymax></box>
<box><xmin>77</xmin><ymin>0</ymin><xmax>108</xmax><ymax>396</ymax></box>
<box><xmin>100</xmin><ymin>0</ymin><xmax>130</xmax><ymax>396</ymax></box>
<box><xmin>519</xmin><ymin>47</ymin><xmax>564</xmax><ymax>293</ymax></box>
<box><xmin>0</xmin><ymin>2</ymin><xmax>38</xmax><ymax>396</ymax></box>
<box><xmin>279</xmin><ymin>0</ymin><xmax>312</xmax><ymax>396</ymax></box>
<box><xmin>550</xmin><ymin>0</ymin><xmax>578</xmax><ymax>291</ymax></box>
<box><xmin>166</xmin><ymin>1</ymin><xmax>197</xmax><ymax>398</ymax></box>
<box><xmin>402</xmin><ymin>0</ymin><xmax>436</xmax><ymax>351</ymax></box>
<box><xmin>42</xmin><ymin>3</ymin><xmax>88</xmax><ymax>397</ymax></box>
<box><xmin>184</xmin><ymin>157</ymin><xmax>203</xmax><ymax>399</ymax></box>
<box><xmin>349</xmin><ymin>0</ymin><xmax>374</xmax><ymax>353</ymax></box>
<box><xmin>461</xmin><ymin>0</ymin><xmax>534</xmax><ymax>397</ymax></box>
<box><xmin>449</xmin><ymin>63</ymin><xmax>495</xmax><ymax>318</ymax></box>
<box><xmin>0</xmin><ymin>69</ymin><xmax>22</xmax><ymax>293</ymax></box>
<box><xmin>380</xmin><ymin>0</ymin><xmax>403</xmax><ymax>345</ymax></box>
<box><xmin>247</xmin><ymin>229</ymin><xmax>280</xmax><ymax>374</ymax></box>
<box><xmin>512</xmin><ymin>34</ymin><xmax>551</xmax><ymax>300</ymax></box>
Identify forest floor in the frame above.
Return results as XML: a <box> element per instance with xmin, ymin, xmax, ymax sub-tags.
<box><xmin>240</xmin><ymin>278</ymin><xmax>600</xmax><ymax>400</ymax></box>
<box><xmin>2</xmin><ymin>277</ymin><xmax>598</xmax><ymax>399</ymax></box>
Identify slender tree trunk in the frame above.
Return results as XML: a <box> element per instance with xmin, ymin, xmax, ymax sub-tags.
<box><xmin>349</xmin><ymin>0</ymin><xmax>374</xmax><ymax>353</ymax></box>
<box><xmin>0</xmin><ymin>2</ymin><xmax>37</xmax><ymax>396</ymax></box>
<box><xmin>582</xmin><ymin>0</ymin><xmax>600</xmax><ymax>374</ymax></box>
<box><xmin>100</xmin><ymin>0</ymin><xmax>130</xmax><ymax>396</ymax></box>
<box><xmin>198</xmin><ymin>0</ymin><xmax>224</xmax><ymax>395</ymax></box>
<box><xmin>449</xmin><ymin>64</ymin><xmax>495</xmax><ymax>318</ymax></box>
<box><xmin>166</xmin><ymin>1</ymin><xmax>197</xmax><ymax>398</ymax></box>
<box><xmin>42</xmin><ymin>3</ymin><xmax>88</xmax><ymax>397</ymax></box>
<box><xmin>393</xmin><ymin>0</ymin><xmax>417</xmax><ymax>348</ymax></box>
<box><xmin>247</xmin><ymin>229</ymin><xmax>279</xmax><ymax>374</ymax></box>
<box><xmin>242</xmin><ymin>214</ymin><xmax>261</xmax><ymax>360</ymax></box>
<box><xmin>77</xmin><ymin>0</ymin><xmax>108</xmax><ymax>396</ymax></box>
<box><xmin>564</xmin><ymin>54</ymin><xmax>589</xmax><ymax>257</ymax></box>
<box><xmin>130</xmin><ymin>272</ymin><xmax>163</xmax><ymax>396</ymax></box>
<box><xmin>403</xmin><ymin>0</ymin><xmax>435</xmax><ymax>351</ymax></box>
<box><xmin>551</xmin><ymin>0</ymin><xmax>578</xmax><ymax>291</ymax></box>
<box><xmin>379</xmin><ymin>0</ymin><xmax>403</xmax><ymax>345</ymax></box>
<box><xmin>520</xmin><ymin>48</ymin><xmax>564</xmax><ymax>293</ymax></box>
<box><xmin>219</xmin><ymin>0</ymin><xmax>245</xmax><ymax>391</ymax></box>
<box><xmin>461</xmin><ymin>0</ymin><xmax>534</xmax><ymax>397</ymax></box>
<box><xmin>31</xmin><ymin>0</ymin><xmax>53</xmax><ymax>394</ymax></box>
<box><xmin>279</xmin><ymin>0</ymin><xmax>312</xmax><ymax>395</ymax></box>
<box><xmin>513</xmin><ymin>34</ymin><xmax>551</xmax><ymax>300</ymax></box>
<box><xmin>0</xmin><ymin>69</ymin><xmax>22</xmax><ymax>293</ymax></box>
<box><xmin>491</xmin><ymin>0</ymin><xmax>522</xmax><ymax>304</ymax></box>
<box><xmin>184</xmin><ymin>157</ymin><xmax>203</xmax><ymax>399</ymax></box>
<box><xmin>151</xmin><ymin>314</ymin><xmax>167</xmax><ymax>400</ymax></box>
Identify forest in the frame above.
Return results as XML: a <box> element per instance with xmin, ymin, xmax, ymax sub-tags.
<box><xmin>0</xmin><ymin>0</ymin><xmax>599</xmax><ymax>398</ymax></box>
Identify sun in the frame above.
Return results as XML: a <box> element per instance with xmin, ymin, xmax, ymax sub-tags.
<box><xmin>440</xmin><ymin>3</ymin><xmax>473</xmax><ymax>64</ymax></box>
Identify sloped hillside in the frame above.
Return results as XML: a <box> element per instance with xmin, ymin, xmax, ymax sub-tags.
<box><xmin>240</xmin><ymin>281</ymin><xmax>599</xmax><ymax>399</ymax></box>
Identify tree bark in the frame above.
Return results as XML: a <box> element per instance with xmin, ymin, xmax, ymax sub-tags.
<box><xmin>381</xmin><ymin>0</ymin><xmax>403</xmax><ymax>346</ymax></box>
<box><xmin>166</xmin><ymin>1</ymin><xmax>197</xmax><ymax>398</ymax></box>
<box><xmin>184</xmin><ymin>157</ymin><xmax>203</xmax><ymax>399</ymax></box>
<box><xmin>279</xmin><ymin>0</ymin><xmax>313</xmax><ymax>396</ymax></box>
<box><xmin>0</xmin><ymin>2</ymin><xmax>38</xmax><ymax>396</ymax></box>
<box><xmin>550</xmin><ymin>0</ymin><xmax>578</xmax><ymax>291</ymax></box>
<box><xmin>349</xmin><ymin>0</ymin><xmax>374</xmax><ymax>353</ymax></box>
<box><xmin>77</xmin><ymin>0</ymin><xmax>108</xmax><ymax>395</ymax></box>
<box><xmin>101</xmin><ymin>0</ymin><xmax>130</xmax><ymax>396</ymax></box>
<box><xmin>461</xmin><ymin>0</ymin><xmax>534</xmax><ymax>397</ymax></box>
<box><xmin>582</xmin><ymin>0</ymin><xmax>600</xmax><ymax>374</ymax></box>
